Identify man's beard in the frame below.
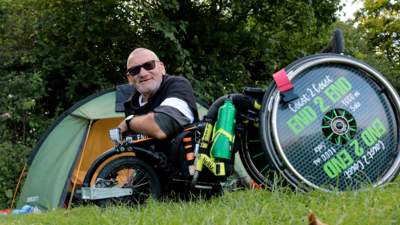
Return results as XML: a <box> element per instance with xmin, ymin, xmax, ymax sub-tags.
<box><xmin>136</xmin><ymin>80</ymin><xmax>160</xmax><ymax>98</ymax></box>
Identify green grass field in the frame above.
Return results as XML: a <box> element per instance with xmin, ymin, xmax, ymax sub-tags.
<box><xmin>2</xmin><ymin>180</ymin><xmax>400</xmax><ymax>225</ymax></box>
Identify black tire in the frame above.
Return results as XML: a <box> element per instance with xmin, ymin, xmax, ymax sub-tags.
<box><xmin>94</xmin><ymin>156</ymin><xmax>161</xmax><ymax>207</ymax></box>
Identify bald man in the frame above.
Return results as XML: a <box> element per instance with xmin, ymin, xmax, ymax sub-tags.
<box><xmin>119</xmin><ymin>48</ymin><xmax>198</xmax><ymax>139</ymax></box>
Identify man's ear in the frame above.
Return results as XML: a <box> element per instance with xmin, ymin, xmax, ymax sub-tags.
<box><xmin>160</xmin><ymin>62</ymin><xmax>166</xmax><ymax>75</ymax></box>
<box><xmin>127</xmin><ymin>73</ymin><xmax>134</xmax><ymax>86</ymax></box>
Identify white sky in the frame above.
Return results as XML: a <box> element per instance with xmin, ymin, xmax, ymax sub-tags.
<box><xmin>339</xmin><ymin>0</ymin><xmax>364</xmax><ymax>21</ymax></box>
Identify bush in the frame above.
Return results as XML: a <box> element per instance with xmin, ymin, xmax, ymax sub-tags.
<box><xmin>0</xmin><ymin>71</ymin><xmax>57</xmax><ymax>209</ymax></box>
<box><xmin>0</xmin><ymin>143</ymin><xmax>31</xmax><ymax>209</ymax></box>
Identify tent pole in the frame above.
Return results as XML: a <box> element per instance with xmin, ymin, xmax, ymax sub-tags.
<box><xmin>9</xmin><ymin>163</ymin><xmax>27</xmax><ymax>211</ymax></box>
<box><xmin>68</xmin><ymin>120</ymin><xmax>93</xmax><ymax>210</ymax></box>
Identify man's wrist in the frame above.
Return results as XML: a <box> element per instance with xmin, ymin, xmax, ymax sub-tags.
<box><xmin>126</xmin><ymin>115</ymin><xmax>135</xmax><ymax>132</ymax></box>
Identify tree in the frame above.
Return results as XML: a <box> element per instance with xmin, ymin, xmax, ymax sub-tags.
<box><xmin>355</xmin><ymin>0</ymin><xmax>400</xmax><ymax>66</ymax></box>
<box><xmin>32</xmin><ymin>0</ymin><xmax>135</xmax><ymax>114</ymax></box>
<box><xmin>33</xmin><ymin>0</ymin><xmax>341</xmax><ymax>109</ymax></box>
<box><xmin>121</xmin><ymin>0</ymin><xmax>341</xmax><ymax>104</ymax></box>
<box><xmin>334</xmin><ymin>20</ymin><xmax>400</xmax><ymax>93</ymax></box>
<box><xmin>0</xmin><ymin>0</ymin><xmax>53</xmax><ymax>144</ymax></box>
<box><xmin>0</xmin><ymin>0</ymin><xmax>37</xmax><ymax>73</ymax></box>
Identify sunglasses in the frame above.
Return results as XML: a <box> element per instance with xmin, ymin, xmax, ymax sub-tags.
<box><xmin>127</xmin><ymin>60</ymin><xmax>159</xmax><ymax>76</ymax></box>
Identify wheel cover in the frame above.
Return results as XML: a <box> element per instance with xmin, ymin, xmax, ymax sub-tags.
<box><xmin>269</xmin><ymin>58</ymin><xmax>400</xmax><ymax>191</ymax></box>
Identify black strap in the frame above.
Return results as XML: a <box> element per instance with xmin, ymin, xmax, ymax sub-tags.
<box><xmin>200</xmin><ymin>140</ymin><xmax>213</xmax><ymax>145</ymax></box>
<box><xmin>202</xmin><ymin>116</ymin><xmax>215</xmax><ymax>125</ymax></box>
<box><xmin>168</xmin><ymin>130</ymin><xmax>191</xmax><ymax>164</ymax></box>
<box><xmin>199</xmin><ymin>147</ymin><xmax>210</xmax><ymax>155</ymax></box>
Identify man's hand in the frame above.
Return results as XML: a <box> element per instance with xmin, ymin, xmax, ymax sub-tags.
<box><xmin>118</xmin><ymin>119</ymin><xmax>135</xmax><ymax>138</ymax></box>
<box><xmin>119</xmin><ymin>113</ymin><xmax>167</xmax><ymax>139</ymax></box>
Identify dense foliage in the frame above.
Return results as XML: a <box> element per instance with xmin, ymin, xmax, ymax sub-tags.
<box><xmin>334</xmin><ymin>20</ymin><xmax>400</xmax><ymax>92</ymax></box>
<box><xmin>355</xmin><ymin>0</ymin><xmax>400</xmax><ymax>67</ymax></box>
<box><xmin>0</xmin><ymin>0</ymin><xmax>55</xmax><ymax>209</ymax></box>
<box><xmin>32</xmin><ymin>0</ymin><xmax>341</xmax><ymax>112</ymax></box>
<box><xmin>0</xmin><ymin>69</ymin><xmax>58</xmax><ymax>208</ymax></box>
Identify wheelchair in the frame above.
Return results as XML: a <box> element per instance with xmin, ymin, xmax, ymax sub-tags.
<box><xmin>80</xmin><ymin>29</ymin><xmax>400</xmax><ymax>207</ymax></box>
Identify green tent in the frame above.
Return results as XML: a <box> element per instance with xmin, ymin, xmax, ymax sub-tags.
<box><xmin>17</xmin><ymin>84</ymin><xmax>210</xmax><ymax>210</ymax></box>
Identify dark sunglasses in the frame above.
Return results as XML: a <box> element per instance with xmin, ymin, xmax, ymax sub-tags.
<box><xmin>127</xmin><ymin>60</ymin><xmax>159</xmax><ymax>76</ymax></box>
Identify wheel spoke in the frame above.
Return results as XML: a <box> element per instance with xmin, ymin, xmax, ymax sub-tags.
<box><xmin>131</xmin><ymin>195</ymin><xmax>139</xmax><ymax>204</ymax></box>
<box><xmin>259</xmin><ymin>164</ymin><xmax>269</xmax><ymax>174</ymax></box>
<box><xmin>326</xmin><ymin>132</ymin><xmax>335</xmax><ymax>140</ymax></box>
<box><xmin>135</xmin><ymin>185</ymin><xmax>150</xmax><ymax>192</ymax></box>
<box><xmin>333</xmin><ymin>109</ymin><xmax>337</xmax><ymax>117</ymax></box>
<box><xmin>129</xmin><ymin>169</ymin><xmax>137</xmax><ymax>184</ymax></box>
<box><xmin>323</xmin><ymin>120</ymin><xmax>332</xmax><ymax>126</ymax></box>
<box><xmin>343</xmin><ymin>134</ymin><xmax>351</xmax><ymax>141</ymax></box>
<box><xmin>121</xmin><ymin>169</ymin><xmax>128</xmax><ymax>184</ymax></box>
<box><xmin>336</xmin><ymin>136</ymin><xmax>341</xmax><ymax>145</ymax></box>
<box><xmin>116</xmin><ymin>176</ymin><xmax>124</xmax><ymax>186</ymax></box>
<box><xmin>134</xmin><ymin>176</ymin><xmax>146</xmax><ymax>187</ymax></box>
<box><xmin>252</xmin><ymin>152</ymin><xmax>264</xmax><ymax>158</ymax></box>
<box><xmin>137</xmin><ymin>192</ymin><xmax>149</xmax><ymax>197</ymax></box>
<box><xmin>131</xmin><ymin>171</ymin><xmax>141</xmax><ymax>184</ymax></box>
<box><xmin>134</xmin><ymin>182</ymin><xmax>149</xmax><ymax>188</ymax></box>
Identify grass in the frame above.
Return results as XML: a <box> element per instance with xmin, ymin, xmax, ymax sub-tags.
<box><xmin>2</xmin><ymin>181</ymin><xmax>400</xmax><ymax>224</ymax></box>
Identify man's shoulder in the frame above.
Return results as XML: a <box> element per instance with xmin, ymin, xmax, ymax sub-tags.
<box><xmin>161</xmin><ymin>75</ymin><xmax>196</xmax><ymax>103</ymax></box>
<box><xmin>165</xmin><ymin>74</ymin><xmax>190</xmax><ymax>83</ymax></box>
<box><xmin>164</xmin><ymin>74</ymin><xmax>192</xmax><ymax>88</ymax></box>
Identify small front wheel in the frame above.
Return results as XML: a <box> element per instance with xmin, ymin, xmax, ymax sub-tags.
<box><xmin>95</xmin><ymin>156</ymin><xmax>161</xmax><ymax>207</ymax></box>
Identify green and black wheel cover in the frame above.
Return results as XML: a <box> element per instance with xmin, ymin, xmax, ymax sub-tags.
<box><xmin>257</xmin><ymin>54</ymin><xmax>400</xmax><ymax>191</ymax></box>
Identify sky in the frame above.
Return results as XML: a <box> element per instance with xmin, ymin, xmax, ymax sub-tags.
<box><xmin>339</xmin><ymin>0</ymin><xmax>364</xmax><ymax>21</ymax></box>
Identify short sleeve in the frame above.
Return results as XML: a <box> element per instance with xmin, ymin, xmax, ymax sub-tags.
<box><xmin>163</xmin><ymin>77</ymin><xmax>194</xmax><ymax>102</ymax></box>
<box><xmin>154</xmin><ymin>105</ymin><xmax>191</xmax><ymax>138</ymax></box>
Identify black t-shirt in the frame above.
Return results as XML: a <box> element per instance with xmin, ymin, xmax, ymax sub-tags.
<box><xmin>124</xmin><ymin>74</ymin><xmax>199</xmax><ymax>137</ymax></box>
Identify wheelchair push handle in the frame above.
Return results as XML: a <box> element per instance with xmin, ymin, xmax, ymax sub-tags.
<box><xmin>319</xmin><ymin>29</ymin><xmax>344</xmax><ymax>54</ymax></box>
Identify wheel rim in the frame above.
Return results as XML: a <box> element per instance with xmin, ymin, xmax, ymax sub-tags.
<box><xmin>103</xmin><ymin>165</ymin><xmax>153</xmax><ymax>205</ymax></box>
<box><xmin>240</xmin><ymin>126</ymin><xmax>275</xmax><ymax>187</ymax></box>
<box><xmin>264</xmin><ymin>56</ymin><xmax>400</xmax><ymax>191</ymax></box>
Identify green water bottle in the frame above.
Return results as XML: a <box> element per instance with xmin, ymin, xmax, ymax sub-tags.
<box><xmin>210</xmin><ymin>97</ymin><xmax>236</xmax><ymax>159</ymax></box>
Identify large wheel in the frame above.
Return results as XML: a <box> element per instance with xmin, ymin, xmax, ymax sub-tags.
<box><xmin>95</xmin><ymin>156</ymin><xmax>161</xmax><ymax>207</ymax></box>
<box><xmin>244</xmin><ymin>54</ymin><xmax>400</xmax><ymax>191</ymax></box>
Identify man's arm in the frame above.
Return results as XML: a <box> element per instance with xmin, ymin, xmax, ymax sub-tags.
<box><xmin>118</xmin><ymin>113</ymin><xmax>167</xmax><ymax>139</ymax></box>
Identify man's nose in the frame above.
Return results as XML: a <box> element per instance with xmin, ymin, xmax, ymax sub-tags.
<box><xmin>138</xmin><ymin>67</ymin><xmax>149</xmax><ymax>76</ymax></box>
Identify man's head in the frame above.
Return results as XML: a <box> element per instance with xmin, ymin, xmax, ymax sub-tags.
<box><xmin>126</xmin><ymin>48</ymin><xmax>166</xmax><ymax>100</ymax></box>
